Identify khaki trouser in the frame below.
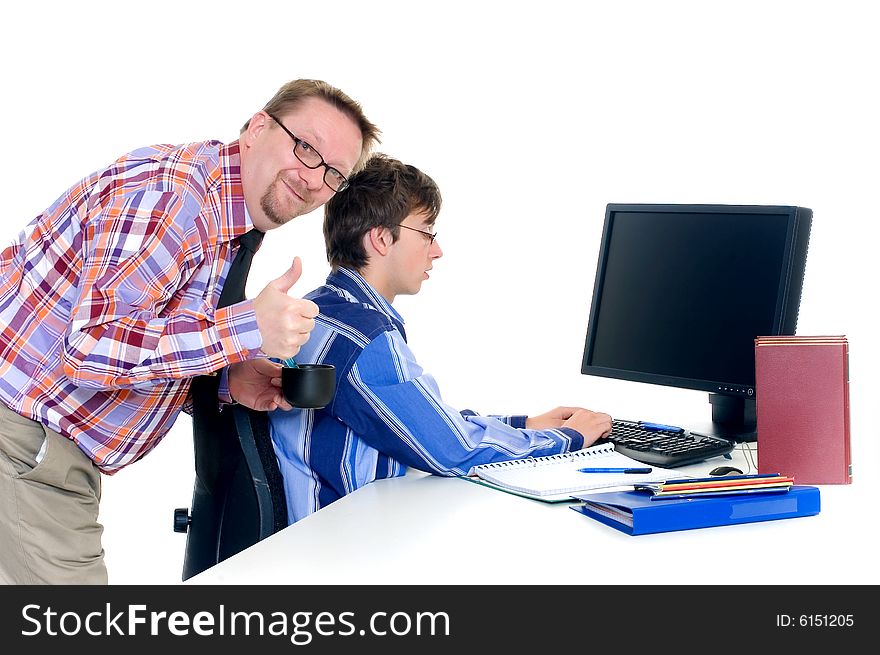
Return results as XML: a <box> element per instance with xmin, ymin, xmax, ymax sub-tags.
<box><xmin>0</xmin><ymin>402</ymin><xmax>106</xmax><ymax>584</ymax></box>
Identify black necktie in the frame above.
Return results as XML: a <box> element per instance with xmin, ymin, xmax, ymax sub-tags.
<box><xmin>191</xmin><ymin>226</ymin><xmax>264</xmax><ymax>405</ymax></box>
<box><xmin>216</xmin><ymin>228</ymin><xmax>264</xmax><ymax>308</ymax></box>
<box><xmin>183</xmin><ymin>228</ymin><xmax>264</xmax><ymax>580</ymax></box>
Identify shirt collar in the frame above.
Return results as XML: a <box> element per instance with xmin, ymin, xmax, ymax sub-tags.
<box><xmin>328</xmin><ymin>268</ymin><xmax>405</xmax><ymax>327</ymax></box>
<box><xmin>217</xmin><ymin>140</ymin><xmax>254</xmax><ymax>242</ymax></box>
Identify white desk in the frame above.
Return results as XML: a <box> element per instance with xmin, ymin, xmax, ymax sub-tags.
<box><xmin>188</xmin><ymin>444</ymin><xmax>879</xmax><ymax>585</ymax></box>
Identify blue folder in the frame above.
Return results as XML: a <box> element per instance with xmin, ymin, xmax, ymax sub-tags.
<box><xmin>570</xmin><ymin>485</ymin><xmax>820</xmax><ymax>535</ymax></box>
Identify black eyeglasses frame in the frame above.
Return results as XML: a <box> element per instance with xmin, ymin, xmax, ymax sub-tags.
<box><xmin>398</xmin><ymin>224</ymin><xmax>438</xmax><ymax>245</ymax></box>
<box><xmin>267</xmin><ymin>112</ymin><xmax>349</xmax><ymax>193</ymax></box>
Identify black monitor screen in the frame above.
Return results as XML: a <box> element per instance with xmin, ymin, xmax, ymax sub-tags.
<box><xmin>582</xmin><ymin>204</ymin><xmax>811</xmax><ymax>401</ymax></box>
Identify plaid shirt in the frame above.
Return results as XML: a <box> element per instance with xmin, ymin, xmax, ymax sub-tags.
<box><xmin>0</xmin><ymin>140</ymin><xmax>263</xmax><ymax>473</ymax></box>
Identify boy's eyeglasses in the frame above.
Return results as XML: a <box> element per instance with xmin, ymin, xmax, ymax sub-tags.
<box><xmin>398</xmin><ymin>224</ymin><xmax>438</xmax><ymax>244</ymax></box>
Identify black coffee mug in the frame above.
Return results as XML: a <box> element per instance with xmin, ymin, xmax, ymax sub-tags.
<box><xmin>281</xmin><ymin>364</ymin><xmax>336</xmax><ymax>409</ymax></box>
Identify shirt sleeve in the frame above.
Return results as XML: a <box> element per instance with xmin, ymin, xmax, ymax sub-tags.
<box><xmin>463</xmin><ymin>410</ymin><xmax>528</xmax><ymax>429</ymax></box>
<box><xmin>61</xmin><ymin>187</ymin><xmax>262</xmax><ymax>390</ymax></box>
<box><xmin>334</xmin><ymin>330</ymin><xmax>585</xmax><ymax>476</ymax></box>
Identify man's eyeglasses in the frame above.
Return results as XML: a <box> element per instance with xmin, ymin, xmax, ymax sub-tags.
<box><xmin>398</xmin><ymin>224</ymin><xmax>438</xmax><ymax>245</ymax></box>
<box><xmin>267</xmin><ymin>113</ymin><xmax>349</xmax><ymax>193</ymax></box>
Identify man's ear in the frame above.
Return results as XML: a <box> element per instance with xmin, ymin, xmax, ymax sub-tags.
<box><xmin>241</xmin><ymin>111</ymin><xmax>270</xmax><ymax>148</ymax></box>
<box><xmin>366</xmin><ymin>226</ymin><xmax>394</xmax><ymax>256</ymax></box>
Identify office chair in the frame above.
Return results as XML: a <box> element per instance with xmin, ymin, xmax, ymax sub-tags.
<box><xmin>174</xmin><ymin>403</ymin><xmax>288</xmax><ymax>581</ymax></box>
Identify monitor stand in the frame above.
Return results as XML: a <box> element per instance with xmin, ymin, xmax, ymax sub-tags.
<box><xmin>691</xmin><ymin>394</ymin><xmax>756</xmax><ymax>443</ymax></box>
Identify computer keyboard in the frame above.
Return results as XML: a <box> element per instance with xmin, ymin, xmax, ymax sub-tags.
<box><xmin>600</xmin><ymin>419</ymin><xmax>735</xmax><ymax>468</ymax></box>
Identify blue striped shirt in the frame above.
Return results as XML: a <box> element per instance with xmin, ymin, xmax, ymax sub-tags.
<box><xmin>269</xmin><ymin>268</ymin><xmax>585</xmax><ymax>524</ymax></box>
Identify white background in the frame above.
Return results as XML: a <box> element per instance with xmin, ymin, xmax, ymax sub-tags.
<box><xmin>1</xmin><ymin>0</ymin><xmax>877</xmax><ymax>584</ymax></box>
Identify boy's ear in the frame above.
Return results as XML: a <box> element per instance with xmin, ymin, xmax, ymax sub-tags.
<box><xmin>366</xmin><ymin>226</ymin><xmax>394</xmax><ymax>256</ymax></box>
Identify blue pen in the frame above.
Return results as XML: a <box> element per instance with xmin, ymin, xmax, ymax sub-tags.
<box><xmin>578</xmin><ymin>467</ymin><xmax>653</xmax><ymax>474</ymax></box>
<box><xmin>640</xmin><ymin>421</ymin><xmax>684</xmax><ymax>433</ymax></box>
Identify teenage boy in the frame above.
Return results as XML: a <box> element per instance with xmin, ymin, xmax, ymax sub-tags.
<box><xmin>269</xmin><ymin>154</ymin><xmax>612</xmax><ymax>524</ymax></box>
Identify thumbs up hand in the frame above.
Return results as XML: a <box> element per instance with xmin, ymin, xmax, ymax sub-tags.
<box><xmin>252</xmin><ymin>257</ymin><xmax>319</xmax><ymax>360</ymax></box>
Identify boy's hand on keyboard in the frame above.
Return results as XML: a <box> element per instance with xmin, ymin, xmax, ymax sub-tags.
<box><xmin>526</xmin><ymin>406</ymin><xmax>585</xmax><ymax>430</ymax></box>
<box><xmin>525</xmin><ymin>407</ymin><xmax>613</xmax><ymax>446</ymax></box>
<box><xmin>562</xmin><ymin>409</ymin><xmax>613</xmax><ymax>446</ymax></box>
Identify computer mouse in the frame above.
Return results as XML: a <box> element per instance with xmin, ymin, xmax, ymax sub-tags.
<box><xmin>709</xmin><ymin>465</ymin><xmax>744</xmax><ymax>476</ymax></box>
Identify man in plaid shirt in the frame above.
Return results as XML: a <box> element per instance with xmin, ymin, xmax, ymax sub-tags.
<box><xmin>0</xmin><ymin>79</ymin><xmax>379</xmax><ymax>583</ymax></box>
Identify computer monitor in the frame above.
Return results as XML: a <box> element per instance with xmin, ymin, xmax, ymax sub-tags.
<box><xmin>581</xmin><ymin>203</ymin><xmax>812</xmax><ymax>442</ymax></box>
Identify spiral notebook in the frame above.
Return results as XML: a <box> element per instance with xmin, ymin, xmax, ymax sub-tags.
<box><xmin>468</xmin><ymin>443</ymin><xmax>684</xmax><ymax>502</ymax></box>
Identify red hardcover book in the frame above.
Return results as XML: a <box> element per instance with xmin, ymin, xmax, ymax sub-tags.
<box><xmin>755</xmin><ymin>335</ymin><xmax>851</xmax><ymax>484</ymax></box>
